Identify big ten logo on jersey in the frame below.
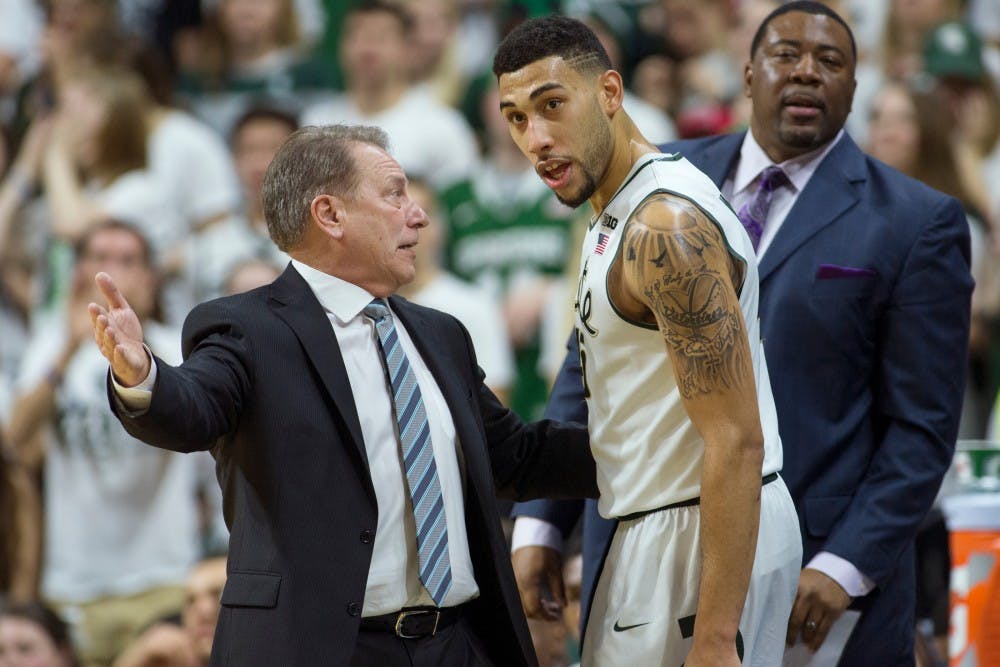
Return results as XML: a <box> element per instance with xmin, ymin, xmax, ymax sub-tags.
<box><xmin>575</xmin><ymin>258</ymin><xmax>598</xmax><ymax>337</ymax></box>
<box><xmin>599</xmin><ymin>211</ymin><xmax>619</xmax><ymax>230</ymax></box>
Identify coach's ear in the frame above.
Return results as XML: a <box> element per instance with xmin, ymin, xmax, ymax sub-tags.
<box><xmin>311</xmin><ymin>193</ymin><xmax>347</xmax><ymax>240</ymax></box>
<box><xmin>598</xmin><ymin>69</ymin><xmax>625</xmax><ymax>117</ymax></box>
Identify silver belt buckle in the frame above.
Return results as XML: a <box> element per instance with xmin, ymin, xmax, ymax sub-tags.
<box><xmin>394</xmin><ymin>609</ymin><xmax>440</xmax><ymax>638</ymax></box>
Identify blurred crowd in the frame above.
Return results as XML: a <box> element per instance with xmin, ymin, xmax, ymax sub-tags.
<box><xmin>0</xmin><ymin>0</ymin><xmax>997</xmax><ymax>665</ymax></box>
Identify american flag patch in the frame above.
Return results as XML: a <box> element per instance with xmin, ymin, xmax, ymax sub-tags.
<box><xmin>595</xmin><ymin>233</ymin><xmax>610</xmax><ymax>255</ymax></box>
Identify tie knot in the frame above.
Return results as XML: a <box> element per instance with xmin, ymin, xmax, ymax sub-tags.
<box><xmin>363</xmin><ymin>299</ymin><xmax>390</xmax><ymax>323</ymax></box>
<box><xmin>758</xmin><ymin>165</ymin><xmax>787</xmax><ymax>191</ymax></box>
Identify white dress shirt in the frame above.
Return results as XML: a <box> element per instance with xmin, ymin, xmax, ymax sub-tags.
<box><xmin>512</xmin><ymin>129</ymin><xmax>875</xmax><ymax>599</ymax></box>
<box><xmin>723</xmin><ymin>128</ymin><xmax>844</xmax><ymax>258</ymax></box>
<box><xmin>114</xmin><ymin>260</ymin><xmax>480</xmax><ymax>613</ymax></box>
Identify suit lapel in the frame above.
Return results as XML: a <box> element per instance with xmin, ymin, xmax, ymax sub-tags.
<box><xmin>681</xmin><ymin>132</ymin><xmax>868</xmax><ymax>282</ymax></box>
<box><xmin>390</xmin><ymin>297</ymin><xmax>469</xmax><ymax>413</ymax></box>
<box><xmin>758</xmin><ymin>135</ymin><xmax>866</xmax><ymax>281</ymax></box>
<box><xmin>681</xmin><ymin>132</ymin><xmax>743</xmax><ymax>188</ymax></box>
<box><xmin>268</xmin><ymin>265</ymin><xmax>369</xmax><ymax>468</ymax></box>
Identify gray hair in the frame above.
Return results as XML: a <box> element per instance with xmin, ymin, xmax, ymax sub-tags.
<box><xmin>261</xmin><ymin>124</ymin><xmax>390</xmax><ymax>251</ymax></box>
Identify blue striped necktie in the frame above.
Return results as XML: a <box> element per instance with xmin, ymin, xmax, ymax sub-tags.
<box><xmin>363</xmin><ymin>299</ymin><xmax>452</xmax><ymax>606</ymax></box>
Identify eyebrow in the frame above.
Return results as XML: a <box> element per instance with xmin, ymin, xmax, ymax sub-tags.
<box><xmin>498</xmin><ymin>82</ymin><xmax>567</xmax><ymax>110</ymax></box>
<box><xmin>769</xmin><ymin>38</ymin><xmax>848</xmax><ymax>60</ymax></box>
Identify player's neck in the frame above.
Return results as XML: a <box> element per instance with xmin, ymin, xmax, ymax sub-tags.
<box><xmin>589</xmin><ymin>122</ymin><xmax>656</xmax><ymax>215</ymax></box>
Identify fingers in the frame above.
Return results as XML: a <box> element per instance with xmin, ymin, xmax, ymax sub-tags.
<box><xmin>796</xmin><ymin>612</ymin><xmax>821</xmax><ymax>649</ymax></box>
<box><xmin>520</xmin><ymin>586</ymin><xmax>543</xmax><ymax>618</ymax></box>
<box><xmin>788</xmin><ymin>604</ymin><xmax>831</xmax><ymax>652</ymax></box>
<box><xmin>90</xmin><ymin>310</ymin><xmax>150</xmax><ymax>386</ymax></box>
<box><xmin>805</xmin><ymin>612</ymin><xmax>835</xmax><ymax>652</ymax></box>
<box><xmin>511</xmin><ymin>546</ymin><xmax>565</xmax><ymax>620</ymax></box>
<box><xmin>786</xmin><ymin>589</ymin><xmax>809</xmax><ymax>647</ymax></box>
<box><xmin>88</xmin><ymin>302</ymin><xmax>106</xmax><ymax>337</ymax></box>
<box><xmin>540</xmin><ymin>568</ymin><xmax>566</xmax><ymax>620</ymax></box>
<box><xmin>787</xmin><ymin>579</ymin><xmax>826</xmax><ymax>648</ymax></box>
<box><xmin>94</xmin><ymin>271</ymin><xmax>130</xmax><ymax>310</ymax></box>
<box><xmin>512</xmin><ymin>548</ymin><xmax>545</xmax><ymax>618</ymax></box>
<box><xmin>787</xmin><ymin>570</ymin><xmax>851</xmax><ymax>651</ymax></box>
<box><xmin>90</xmin><ymin>310</ymin><xmax>115</xmax><ymax>361</ymax></box>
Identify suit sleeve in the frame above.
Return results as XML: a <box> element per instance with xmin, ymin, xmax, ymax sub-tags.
<box><xmin>109</xmin><ymin>300</ymin><xmax>253</xmax><ymax>452</ymax></box>
<box><xmin>823</xmin><ymin>194</ymin><xmax>973</xmax><ymax>588</ymax></box>
<box><xmin>510</xmin><ymin>331</ymin><xmax>589</xmax><ymax>537</ymax></box>
<box><xmin>456</xmin><ymin>318</ymin><xmax>597</xmax><ymax>502</ymax></box>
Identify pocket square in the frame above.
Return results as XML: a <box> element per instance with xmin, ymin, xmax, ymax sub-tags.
<box><xmin>815</xmin><ymin>264</ymin><xmax>877</xmax><ymax>279</ymax></box>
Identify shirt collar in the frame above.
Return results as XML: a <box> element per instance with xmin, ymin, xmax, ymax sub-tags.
<box><xmin>733</xmin><ymin>128</ymin><xmax>845</xmax><ymax>195</ymax></box>
<box><xmin>291</xmin><ymin>259</ymin><xmax>380</xmax><ymax>324</ymax></box>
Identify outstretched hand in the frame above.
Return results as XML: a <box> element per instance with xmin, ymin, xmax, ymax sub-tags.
<box><xmin>88</xmin><ymin>271</ymin><xmax>150</xmax><ymax>387</ymax></box>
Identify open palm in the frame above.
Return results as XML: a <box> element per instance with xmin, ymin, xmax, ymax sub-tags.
<box><xmin>88</xmin><ymin>271</ymin><xmax>150</xmax><ymax>386</ymax></box>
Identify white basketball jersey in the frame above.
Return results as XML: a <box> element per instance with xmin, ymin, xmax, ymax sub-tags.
<box><xmin>575</xmin><ymin>153</ymin><xmax>782</xmax><ymax>518</ymax></box>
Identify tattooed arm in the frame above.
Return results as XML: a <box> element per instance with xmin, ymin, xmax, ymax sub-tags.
<box><xmin>616</xmin><ymin>192</ymin><xmax>763</xmax><ymax>667</ymax></box>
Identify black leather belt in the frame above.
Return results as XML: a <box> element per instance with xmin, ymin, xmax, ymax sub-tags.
<box><xmin>359</xmin><ymin>605</ymin><xmax>462</xmax><ymax>639</ymax></box>
<box><xmin>617</xmin><ymin>472</ymin><xmax>780</xmax><ymax>521</ymax></box>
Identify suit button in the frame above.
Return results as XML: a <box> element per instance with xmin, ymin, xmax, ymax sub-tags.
<box><xmin>347</xmin><ymin>602</ymin><xmax>361</xmax><ymax>616</ymax></box>
<box><xmin>360</xmin><ymin>529</ymin><xmax>374</xmax><ymax>544</ymax></box>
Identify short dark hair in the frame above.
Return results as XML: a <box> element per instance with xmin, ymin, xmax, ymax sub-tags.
<box><xmin>229</xmin><ymin>106</ymin><xmax>300</xmax><ymax>146</ymax></box>
<box><xmin>0</xmin><ymin>601</ymin><xmax>77</xmax><ymax>664</ymax></box>
<box><xmin>750</xmin><ymin>1</ymin><xmax>857</xmax><ymax>62</ymax></box>
<box><xmin>74</xmin><ymin>219</ymin><xmax>155</xmax><ymax>268</ymax></box>
<box><xmin>261</xmin><ymin>125</ymin><xmax>390</xmax><ymax>251</ymax></box>
<box><xmin>345</xmin><ymin>0</ymin><xmax>413</xmax><ymax>36</ymax></box>
<box><xmin>493</xmin><ymin>15</ymin><xmax>612</xmax><ymax>79</ymax></box>
<box><xmin>74</xmin><ymin>219</ymin><xmax>164</xmax><ymax>321</ymax></box>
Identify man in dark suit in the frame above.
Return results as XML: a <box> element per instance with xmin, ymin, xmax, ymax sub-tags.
<box><xmin>88</xmin><ymin>124</ymin><xmax>597</xmax><ymax>666</ymax></box>
<box><xmin>511</xmin><ymin>3</ymin><xmax>973</xmax><ymax>664</ymax></box>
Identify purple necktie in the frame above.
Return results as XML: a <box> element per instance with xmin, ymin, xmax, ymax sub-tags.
<box><xmin>737</xmin><ymin>166</ymin><xmax>787</xmax><ymax>250</ymax></box>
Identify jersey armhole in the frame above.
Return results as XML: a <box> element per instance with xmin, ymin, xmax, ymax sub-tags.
<box><xmin>605</xmin><ymin>188</ymin><xmax>748</xmax><ymax>329</ymax></box>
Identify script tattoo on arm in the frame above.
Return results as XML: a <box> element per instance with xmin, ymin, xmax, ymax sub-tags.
<box><xmin>624</xmin><ymin>194</ymin><xmax>750</xmax><ymax>399</ymax></box>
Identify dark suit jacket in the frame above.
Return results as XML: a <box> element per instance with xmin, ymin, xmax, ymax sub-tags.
<box><xmin>111</xmin><ymin>265</ymin><xmax>598</xmax><ymax>667</ymax></box>
<box><xmin>515</xmin><ymin>132</ymin><xmax>973</xmax><ymax>665</ymax></box>
<box><xmin>513</xmin><ymin>335</ymin><xmax>609</xmax><ymax>637</ymax></box>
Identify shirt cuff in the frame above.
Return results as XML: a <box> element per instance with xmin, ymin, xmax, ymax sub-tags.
<box><xmin>806</xmin><ymin>551</ymin><xmax>875</xmax><ymax>597</ymax></box>
<box><xmin>110</xmin><ymin>346</ymin><xmax>156</xmax><ymax>412</ymax></box>
<box><xmin>510</xmin><ymin>517</ymin><xmax>563</xmax><ymax>554</ymax></box>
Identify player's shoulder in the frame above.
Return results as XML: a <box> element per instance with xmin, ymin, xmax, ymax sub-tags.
<box><xmin>625</xmin><ymin>189</ymin><xmax>713</xmax><ymax>236</ymax></box>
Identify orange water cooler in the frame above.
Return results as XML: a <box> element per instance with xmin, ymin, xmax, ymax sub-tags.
<box><xmin>942</xmin><ymin>442</ymin><xmax>1000</xmax><ymax>667</ymax></box>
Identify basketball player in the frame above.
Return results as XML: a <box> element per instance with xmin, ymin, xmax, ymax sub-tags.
<box><xmin>494</xmin><ymin>16</ymin><xmax>801</xmax><ymax>667</ymax></box>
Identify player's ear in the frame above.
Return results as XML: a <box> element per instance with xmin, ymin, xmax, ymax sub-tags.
<box><xmin>598</xmin><ymin>69</ymin><xmax>624</xmax><ymax>117</ymax></box>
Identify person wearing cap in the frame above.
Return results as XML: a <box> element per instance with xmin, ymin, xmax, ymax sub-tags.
<box><xmin>925</xmin><ymin>20</ymin><xmax>989</xmax><ymax>82</ymax></box>
<box><xmin>923</xmin><ymin>20</ymin><xmax>1000</xmax><ymax>238</ymax></box>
